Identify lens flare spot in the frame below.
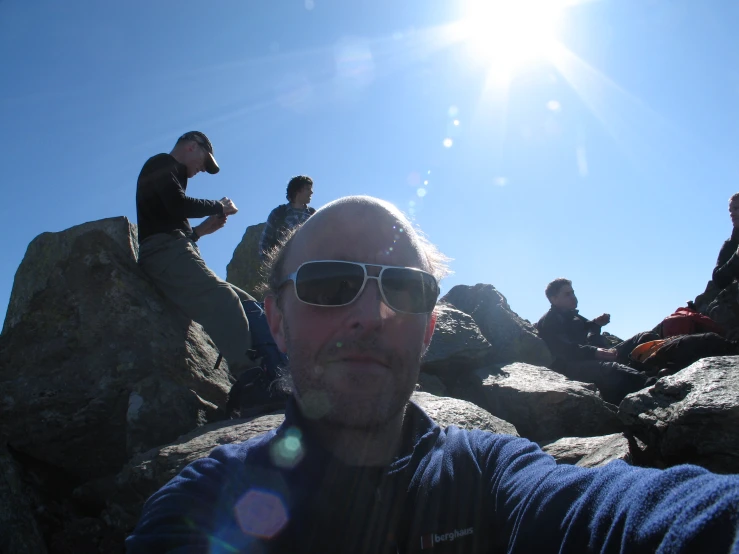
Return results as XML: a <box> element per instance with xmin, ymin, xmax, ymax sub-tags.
<box><xmin>269</xmin><ymin>427</ymin><xmax>305</xmax><ymax>468</ymax></box>
<box><xmin>453</xmin><ymin>119</ymin><xmax>460</xmax><ymax>126</ymax></box>
<box><xmin>234</xmin><ymin>489</ymin><xmax>288</xmax><ymax>539</ymax></box>
<box><xmin>423</xmin><ymin>180</ymin><xmax>429</xmax><ymax>185</ymax></box>
<box><xmin>495</xmin><ymin>177</ymin><xmax>508</xmax><ymax>186</ymax></box>
<box><xmin>417</xmin><ymin>188</ymin><xmax>427</xmax><ymax>198</ymax></box>
<box><xmin>443</xmin><ymin>138</ymin><xmax>453</xmax><ymax>148</ymax></box>
<box><xmin>547</xmin><ymin>100</ymin><xmax>561</xmax><ymax>112</ymax></box>
<box><xmin>448</xmin><ymin>105</ymin><xmax>459</xmax><ymax>117</ymax></box>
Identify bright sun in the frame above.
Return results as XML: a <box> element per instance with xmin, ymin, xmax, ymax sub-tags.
<box><xmin>457</xmin><ymin>0</ymin><xmax>565</xmax><ymax>73</ymax></box>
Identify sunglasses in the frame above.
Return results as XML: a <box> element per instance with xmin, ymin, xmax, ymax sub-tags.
<box><xmin>279</xmin><ymin>260</ymin><xmax>440</xmax><ymax>314</ymax></box>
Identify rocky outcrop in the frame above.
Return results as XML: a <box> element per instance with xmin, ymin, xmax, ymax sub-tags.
<box><xmin>0</xmin><ymin>443</ymin><xmax>48</xmax><ymax>554</ymax></box>
<box><xmin>0</xmin><ymin>218</ymin><xmax>231</xmax><ymax>479</ymax></box>
<box><xmin>226</xmin><ymin>222</ymin><xmax>266</xmax><ymax>298</ymax></box>
<box><xmin>442</xmin><ymin>284</ymin><xmax>553</xmax><ymax>367</ymax></box>
<box><xmin>411</xmin><ymin>391</ymin><xmax>518</xmax><ymax>436</ymax></box>
<box><xmin>540</xmin><ymin>433</ymin><xmax>632</xmax><ymax>468</ymax></box>
<box><xmin>619</xmin><ymin>356</ymin><xmax>739</xmax><ymax>474</ymax></box>
<box><xmin>455</xmin><ymin>363</ymin><xmax>623</xmax><ymax>442</ymax></box>
<box><xmin>421</xmin><ymin>305</ymin><xmax>492</xmax><ymax>387</ymax></box>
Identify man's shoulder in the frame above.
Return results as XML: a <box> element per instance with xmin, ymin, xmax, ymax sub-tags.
<box><xmin>141</xmin><ymin>153</ymin><xmax>175</xmax><ymax>172</ymax></box>
<box><xmin>268</xmin><ymin>204</ymin><xmax>289</xmax><ymax>219</ymax></box>
<box><xmin>536</xmin><ymin>307</ymin><xmax>557</xmax><ymax>329</ymax></box>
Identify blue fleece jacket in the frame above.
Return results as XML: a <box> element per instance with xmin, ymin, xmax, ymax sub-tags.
<box><xmin>127</xmin><ymin>399</ymin><xmax>739</xmax><ymax>553</ymax></box>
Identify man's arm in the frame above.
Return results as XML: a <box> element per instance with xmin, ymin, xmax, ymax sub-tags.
<box><xmin>126</xmin><ymin>440</ymin><xmax>275</xmax><ymax>553</ymax></box>
<box><xmin>712</xmin><ymin>239</ymin><xmax>739</xmax><ymax>289</ymax></box>
<box><xmin>537</xmin><ymin>312</ymin><xmax>600</xmax><ymax>362</ymax></box>
<box><xmin>156</xmin><ymin>170</ymin><xmax>224</xmax><ymax>220</ymax></box>
<box><xmin>482</xmin><ymin>435</ymin><xmax>739</xmax><ymax>553</ymax></box>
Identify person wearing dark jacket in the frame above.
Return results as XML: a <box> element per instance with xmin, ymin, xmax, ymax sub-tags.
<box><xmin>712</xmin><ymin>193</ymin><xmax>739</xmax><ymax>290</ymax></box>
<box><xmin>258</xmin><ymin>175</ymin><xmax>316</xmax><ymax>262</ymax></box>
<box><xmin>536</xmin><ymin>278</ymin><xmax>657</xmax><ymax>404</ymax></box>
<box><xmin>127</xmin><ymin>197</ymin><xmax>739</xmax><ymax>554</ymax></box>
<box><xmin>136</xmin><ymin>131</ymin><xmax>254</xmax><ymax>372</ymax></box>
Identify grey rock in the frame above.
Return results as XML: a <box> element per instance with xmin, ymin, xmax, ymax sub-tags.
<box><xmin>0</xmin><ymin>443</ymin><xmax>48</xmax><ymax>554</ymax></box>
<box><xmin>421</xmin><ymin>306</ymin><xmax>493</xmax><ymax>385</ymax></box>
<box><xmin>0</xmin><ymin>217</ymin><xmax>232</xmax><ymax>478</ymax></box>
<box><xmin>226</xmin><ymin>223</ymin><xmax>266</xmax><ymax>299</ymax></box>
<box><xmin>619</xmin><ymin>356</ymin><xmax>739</xmax><ymax>473</ymax></box>
<box><xmin>417</xmin><ymin>373</ymin><xmax>448</xmax><ymax>397</ymax></box>
<box><xmin>456</xmin><ymin>363</ymin><xmax>623</xmax><ymax>442</ymax></box>
<box><xmin>541</xmin><ymin>433</ymin><xmax>631</xmax><ymax>468</ymax></box>
<box><xmin>442</xmin><ymin>284</ymin><xmax>553</xmax><ymax>367</ymax></box>
<box><xmin>411</xmin><ymin>391</ymin><xmax>518</xmax><ymax>436</ymax></box>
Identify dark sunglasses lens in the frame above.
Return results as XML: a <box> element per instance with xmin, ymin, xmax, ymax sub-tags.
<box><xmin>381</xmin><ymin>268</ymin><xmax>438</xmax><ymax>313</ymax></box>
<box><xmin>295</xmin><ymin>262</ymin><xmax>365</xmax><ymax>306</ymax></box>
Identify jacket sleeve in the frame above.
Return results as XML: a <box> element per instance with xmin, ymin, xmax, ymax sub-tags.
<box><xmin>125</xmin><ymin>446</ymin><xmax>267</xmax><ymax>554</ymax></box>
<box><xmin>537</xmin><ymin>313</ymin><xmax>599</xmax><ymax>362</ymax></box>
<box><xmin>258</xmin><ymin>208</ymin><xmax>280</xmax><ymax>262</ymax></box>
<box><xmin>156</xmin><ymin>170</ymin><xmax>224</xmax><ymax>220</ymax></box>
<box><xmin>712</xmin><ymin>239</ymin><xmax>739</xmax><ymax>289</ymax></box>
<box><xmin>481</xmin><ymin>436</ymin><xmax>739</xmax><ymax>553</ymax></box>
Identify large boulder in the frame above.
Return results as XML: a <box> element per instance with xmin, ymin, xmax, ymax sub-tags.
<box><xmin>226</xmin><ymin>222</ymin><xmax>266</xmax><ymax>298</ymax></box>
<box><xmin>0</xmin><ymin>443</ymin><xmax>48</xmax><ymax>554</ymax></box>
<box><xmin>0</xmin><ymin>217</ymin><xmax>232</xmax><ymax>479</ymax></box>
<box><xmin>619</xmin><ymin>356</ymin><xmax>739</xmax><ymax>473</ymax></box>
<box><xmin>442</xmin><ymin>284</ymin><xmax>552</xmax><ymax>367</ymax></box>
<box><xmin>411</xmin><ymin>391</ymin><xmax>518</xmax><ymax>436</ymax></box>
<box><xmin>421</xmin><ymin>305</ymin><xmax>493</xmax><ymax>387</ymax></box>
<box><xmin>454</xmin><ymin>363</ymin><xmax>623</xmax><ymax>442</ymax></box>
<box><xmin>540</xmin><ymin>433</ymin><xmax>632</xmax><ymax>468</ymax></box>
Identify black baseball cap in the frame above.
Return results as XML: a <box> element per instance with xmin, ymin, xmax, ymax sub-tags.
<box><xmin>178</xmin><ymin>131</ymin><xmax>220</xmax><ymax>174</ymax></box>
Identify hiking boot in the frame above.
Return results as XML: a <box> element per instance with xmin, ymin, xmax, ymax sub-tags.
<box><xmin>226</xmin><ymin>366</ymin><xmax>289</xmax><ymax>419</ymax></box>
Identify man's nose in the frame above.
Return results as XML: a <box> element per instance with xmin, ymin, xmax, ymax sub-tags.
<box><xmin>346</xmin><ymin>278</ymin><xmax>392</xmax><ymax>328</ymax></box>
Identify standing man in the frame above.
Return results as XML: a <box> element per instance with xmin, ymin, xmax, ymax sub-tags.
<box><xmin>258</xmin><ymin>175</ymin><xmax>315</xmax><ymax>262</ymax></box>
<box><xmin>136</xmin><ymin>131</ymin><xmax>254</xmax><ymax>373</ymax></box>
<box><xmin>536</xmin><ymin>278</ymin><xmax>658</xmax><ymax>404</ymax></box>
<box><xmin>128</xmin><ymin>196</ymin><xmax>739</xmax><ymax>554</ymax></box>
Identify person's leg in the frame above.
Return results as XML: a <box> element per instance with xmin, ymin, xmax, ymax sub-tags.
<box><xmin>564</xmin><ymin>360</ymin><xmax>648</xmax><ymax>405</ymax></box>
<box><xmin>139</xmin><ymin>234</ymin><xmax>252</xmax><ymax>369</ymax></box>
<box><xmin>615</xmin><ymin>331</ymin><xmax>661</xmax><ymax>365</ymax></box>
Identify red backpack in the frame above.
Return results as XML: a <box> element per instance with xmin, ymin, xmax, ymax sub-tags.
<box><xmin>659</xmin><ymin>307</ymin><xmax>724</xmax><ymax>338</ymax></box>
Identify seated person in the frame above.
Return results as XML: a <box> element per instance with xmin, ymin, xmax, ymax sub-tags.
<box><xmin>536</xmin><ymin>278</ymin><xmax>657</xmax><ymax>404</ymax></box>
<box><xmin>712</xmin><ymin>193</ymin><xmax>739</xmax><ymax>290</ymax></box>
<box><xmin>258</xmin><ymin>175</ymin><xmax>316</xmax><ymax>262</ymax></box>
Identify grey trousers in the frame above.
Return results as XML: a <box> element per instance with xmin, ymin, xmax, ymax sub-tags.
<box><xmin>139</xmin><ymin>231</ymin><xmax>254</xmax><ymax>369</ymax></box>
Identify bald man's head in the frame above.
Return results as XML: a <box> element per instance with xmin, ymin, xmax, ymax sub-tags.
<box><xmin>265</xmin><ymin>196</ymin><xmax>449</xmax><ymax>296</ymax></box>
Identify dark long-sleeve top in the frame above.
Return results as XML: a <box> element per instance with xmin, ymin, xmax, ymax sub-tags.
<box><xmin>126</xmin><ymin>397</ymin><xmax>739</xmax><ymax>553</ymax></box>
<box><xmin>536</xmin><ymin>306</ymin><xmax>602</xmax><ymax>365</ymax></box>
<box><xmin>136</xmin><ymin>153</ymin><xmax>223</xmax><ymax>243</ymax></box>
<box><xmin>712</xmin><ymin>228</ymin><xmax>739</xmax><ymax>290</ymax></box>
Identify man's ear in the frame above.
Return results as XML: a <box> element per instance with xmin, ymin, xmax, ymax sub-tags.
<box><xmin>422</xmin><ymin>310</ymin><xmax>437</xmax><ymax>350</ymax></box>
<box><xmin>264</xmin><ymin>294</ymin><xmax>287</xmax><ymax>353</ymax></box>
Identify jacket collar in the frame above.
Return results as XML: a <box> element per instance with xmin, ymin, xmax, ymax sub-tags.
<box><xmin>277</xmin><ymin>395</ymin><xmax>440</xmax><ymax>475</ymax></box>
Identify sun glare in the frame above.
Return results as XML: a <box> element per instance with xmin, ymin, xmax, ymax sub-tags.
<box><xmin>458</xmin><ymin>0</ymin><xmax>565</xmax><ymax>73</ymax></box>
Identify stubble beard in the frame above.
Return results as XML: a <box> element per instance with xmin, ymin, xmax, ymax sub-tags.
<box><xmin>283</xmin><ymin>320</ymin><xmax>423</xmax><ymax>431</ymax></box>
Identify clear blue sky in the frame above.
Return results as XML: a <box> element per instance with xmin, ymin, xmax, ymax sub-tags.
<box><xmin>2</xmin><ymin>0</ymin><xmax>738</xmax><ymax>340</ymax></box>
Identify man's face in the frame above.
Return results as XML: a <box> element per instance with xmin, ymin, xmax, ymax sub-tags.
<box><xmin>182</xmin><ymin>142</ymin><xmax>207</xmax><ymax>178</ymax></box>
<box><xmin>729</xmin><ymin>198</ymin><xmax>739</xmax><ymax>228</ymax></box>
<box><xmin>266</xmin><ymin>204</ymin><xmax>436</xmax><ymax>430</ymax></box>
<box><xmin>295</xmin><ymin>184</ymin><xmax>313</xmax><ymax>206</ymax></box>
<box><xmin>550</xmin><ymin>284</ymin><xmax>578</xmax><ymax>310</ymax></box>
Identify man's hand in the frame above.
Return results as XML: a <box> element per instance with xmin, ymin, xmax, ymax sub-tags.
<box><xmin>194</xmin><ymin>214</ymin><xmax>227</xmax><ymax>238</ymax></box>
<box><xmin>220</xmin><ymin>197</ymin><xmax>239</xmax><ymax>216</ymax></box>
<box><xmin>592</xmin><ymin>313</ymin><xmax>611</xmax><ymax>327</ymax></box>
<box><xmin>595</xmin><ymin>348</ymin><xmax>617</xmax><ymax>361</ymax></box>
